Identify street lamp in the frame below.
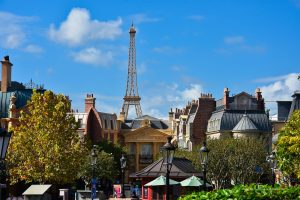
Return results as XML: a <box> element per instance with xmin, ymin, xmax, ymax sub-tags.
<box><xmin>0</xmin><ymin>129</ymin><xmax>12</xmax><ymax>200</ymax></box>
<box><xmin>200</xmin><ymin>141</ymin><xmax>209</xmax><ymax>191</ymax></box>
<box><xmin>161</xmin><ymin>136</ymin><xmax>176</xmax><ymax>200</ymax></box>
<box><xmin>91</xmin><ymin>145</ymin><xmax>97</xmax><ymax>200</ymax></box>
<box><xmin>120</xmin><ymin>154</ymin><xmax>127</xmax><ymax>198</ymax></box>
<box><xmin>266</xmin><ymin>151</ymin><xmax>276</xmax><ymax>187</ymax></box>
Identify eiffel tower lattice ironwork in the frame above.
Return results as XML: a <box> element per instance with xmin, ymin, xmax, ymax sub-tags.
<box><xmin>122</xmin><ymin>23</ymin><xmax>143</xmax><ymax>119</ymax></box>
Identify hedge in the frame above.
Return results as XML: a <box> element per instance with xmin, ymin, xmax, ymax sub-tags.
<box><xmin>179</xmin><ymin>184</ymin><xmax>300</xmax><ymax>200</ymax></box>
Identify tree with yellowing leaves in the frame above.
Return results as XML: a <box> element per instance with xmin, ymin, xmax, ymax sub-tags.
<box><xmin>6</xmin><ymin>90</ymin><xmax>88</xmax><ymax>184</ymax></box>
<box><xmin>277</xmin><ymin>110</ymin><xmax>300</xmax><ymax>180</ymax></box>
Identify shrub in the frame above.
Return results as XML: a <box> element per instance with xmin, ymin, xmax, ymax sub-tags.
<box><xmin>179</xmin><ymin>184</ymin><xmax>300</xmax><ymax>200</ymax></box>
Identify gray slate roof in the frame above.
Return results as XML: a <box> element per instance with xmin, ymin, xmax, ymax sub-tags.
<box><xmin>209</xmin><ymin>110</ymin><xmax>271</xmax><ymax>132</ymax></box>
<box><xmin>233</xmin><ymin>114</ymin><xmax>258</xmax><ymax>132</ymax></box>
<box><xmin>122</xmin><ymin>115</ymin><xmax>169</xmax><ymax>129</ymax></box>
<box><xmin>132</xmin><ymin>157</ymin><xmax>201</xmax><ymax>178</ymax></box>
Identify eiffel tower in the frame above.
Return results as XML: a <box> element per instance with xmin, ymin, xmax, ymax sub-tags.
<box><xmin>122</xmin><ymin>23</ymin><xmax>143</xmax><ymax>119</ymax></box>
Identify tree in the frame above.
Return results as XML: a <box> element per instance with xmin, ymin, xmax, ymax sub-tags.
<box><xmin>78</xmin><ymin>148</ymin><xmax>117</xmax><ymax>184</ymax></box>
<box><xmin>277</xmin><ymin>110</ymin><xmax>300</xmax><ymax>179</ymax></box>
<box><xmin>6</xmin><ymin>90</ymin><xmax>88</xmax><ymax>184</ymax></box>
<box><xmin>78</xmin><ymin>140</ymin><xmax>126</xmax><ymax>184</ymax></box>
<box><xmin>176</xmin><ymin>137</ymin><xmax>268</xmax><ymax>189</ymax></box>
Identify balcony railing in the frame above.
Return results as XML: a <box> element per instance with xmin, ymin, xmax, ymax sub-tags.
<box><xmin>139</xmin><ymin>154</ymin><xmax>153</xmax><ymax>164</ymax></box>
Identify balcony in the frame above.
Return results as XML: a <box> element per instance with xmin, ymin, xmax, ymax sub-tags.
<box><xmin>139</xmin><ymin>154</ymin><xmax>153</xmax><ymax>164</ymax></box>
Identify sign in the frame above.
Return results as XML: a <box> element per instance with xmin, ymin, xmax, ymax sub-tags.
<box><xmin>113</xmin><ymin>184</ymin><xmax>121</xmax><ymax>198</ymax></box>
<box><xmin>91</xmin><ymin>178</ymin><xmax>97</xmax><ymax>199</ymax></box>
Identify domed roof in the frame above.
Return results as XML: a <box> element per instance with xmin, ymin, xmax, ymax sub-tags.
<box><xmin>0</xmin><ymin>90</ymin><xmax>33</xmax><ymax>118</ymax></box>
<box><xmin>0</xmin><ymin>88</ymin><xmax>44</xmax><ymax>118</ymax></box>
<box><xmin>232</xmin><ymin>114</ymin><xmax>258</xmax><ymax>132</ymax></box>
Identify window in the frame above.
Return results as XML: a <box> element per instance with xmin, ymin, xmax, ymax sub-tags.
<box><xmin>104</xmin><ymin>119</ymin><xmax>108</xmax><ymax>129</ymax></box>
<box><xmin>110</xmin><ymin>120</ymin><xmax>114</xmax><ymax>130</ymax></box>
<box><xmin>140</xmin><ymin>144</ymin><xmax>152</xmax><ymax>158</ymax></box>
<box><xmin>129</xmin><ymin>143</ymin><xmax>136</xmax><ymax>155</ymax></box>
<box><xmin>78</xmin><ymin>119</ymin><xmax>82</xmax><ymax>127</ymax></box>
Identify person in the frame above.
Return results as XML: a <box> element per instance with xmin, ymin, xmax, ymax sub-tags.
<box><xmin>131</xmin><ymin>190</ymin><xmax>138</xmax><ymax>199</ymax></box>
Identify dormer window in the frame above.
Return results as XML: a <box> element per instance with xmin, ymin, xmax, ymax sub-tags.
<box><xmin>104</xmin><ymin>119</ymin><xmax>108</xmax><ymax>129</ymax></box>
<box><xmin>110</xmin><ymin>120</ymin><xmax>114</xmax><ymax>130</ymax></box>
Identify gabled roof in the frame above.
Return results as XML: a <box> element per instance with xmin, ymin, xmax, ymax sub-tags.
<box><xmin>132</xmin><ymin>157</ymin><xmax>201</xmax><ymax>178</ymax></box>
<box><xmin>233</xmin><ymin>114</ymin><xmax>258</xmax><ymax>132</ymax></box>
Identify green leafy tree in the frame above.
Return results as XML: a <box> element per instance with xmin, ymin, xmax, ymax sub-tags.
<box><xmin>6</xmin><ymin>90</ymin><xmax>88</xmax><ymax>184</ymax></box>
<box><xmin>277</xmin><ymin>110</ymin><xmax>300</xmax><ymax>179</ymax></box>
<box><xmin>78</xmin><ymin>148</ymin><xmax>117</xmax><ymax>184</ymax></box>
<box><xmin>96</xmin><ymin>140</ymin><xmax>127</xmax><ymax>171</ymax></box>
<box><xmin>176</xmin><ymin>137</ymin><xmax>268</xmax><ymax>189</ymax></box>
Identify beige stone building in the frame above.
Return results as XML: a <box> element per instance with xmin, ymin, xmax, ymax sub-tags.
<box><xmin>118</xmin><ymin>114</ymin><xmax>172</xmax><ymax>174</ymax></box>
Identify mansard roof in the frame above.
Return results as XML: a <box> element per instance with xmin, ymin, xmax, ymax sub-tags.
<box><xmin>232</xmin><ymin>114</ymin><xmax>258</xmax><ymax>132</ymax></box>
<box><xmin>208</xmin><ymin>110</ymin><xmax>271</xmax><ymax>133</ymax></box>
<box><xmin>121</xmin><ymin>115</ymin><xmax>169</xmax><ymax>129</ymax></box>
<box><xmin>0</xmin><ymin>89</ymin><xmax>44</xmax><ymax>118</ymax></box>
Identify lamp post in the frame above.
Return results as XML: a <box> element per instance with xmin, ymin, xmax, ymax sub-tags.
<box><xmin>200</xmin><ymin>142</ymin><xmax>209</xmax><ymax>191</ymax></box>
<box><xmin>161</xmin><ymin>136</ymin><xmax>176</xmax><ymax>200</ymax></box>
<box><xmin>120</xmin><ymin>154</ymin><xmax>127</xmax><ymax>198</ymax></box>
<box><xmin>0</xmin><ymin>129</ymin><xmax>12</xmax><ymax>200</ymax></box>
<box><xmin>266</xmin><ymin>151</ymin><xmax>276</xmax><ymax>187</ymax></box>
<box><xmin>91</xmin><ymin>145</ymin><xmax>97</xmax><ymax>200</ymax></box>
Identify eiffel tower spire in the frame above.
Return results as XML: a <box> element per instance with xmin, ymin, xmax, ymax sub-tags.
<box><xmin>122</xmin><ymin>23</ymin><xmax>143</xmax><ymax>119</ymax></box>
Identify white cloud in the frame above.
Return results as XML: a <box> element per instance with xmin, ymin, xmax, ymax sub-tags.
<box><xmin>254</xmin><ymin>74</ymin><xmax>291</xmax><ymax>83</ymax></box>
<box><xmin>224</xmin><ymin>36</ymin><xmax>244</xmax><ymax>45</ymax></box>
<box><xmin>71</xmin><ymin>47</ymin><xmax>113</xmax><ymax>66</ymax></box>
<box><xmin>259</xmin><ymin>73</ymin><xmax>300</xmax><ymax>114</ymax></box>
<box><xmin>49</xmin><ymin>8</ymin><xmax>122</xmax><ymax>46</ymax></box>
<box><xmin>187</xmin><ymin>15</ymin><xmax>204</xmax><ymax>21</ymax></box>
<box><xmin>24</xmin><ymin>44</ymin><xmax>44</xmax><ymax>53</ymax></box>
<box><xmin>140</xmin><ymin>83</ymin><xmax>204</xmax><ymax>118</ymax></box>
<box><xmin>0</xmin><ymin>12</ymin><xmax>35</xmax><ymax>49</ymax></box>
<box><xmin>130</xmin><ymin>13</ymin><xmax>161</xmax><ymax>24</ymax></box>
<box><xmin>180</xmin><ymin>84</ymin><xmax>203</xmax><ymax>101</ymax></box>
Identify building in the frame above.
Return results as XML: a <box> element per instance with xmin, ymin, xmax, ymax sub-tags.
<box><xmin>119</xmin><ymin>113</ymin><xmax>172</xmax><ymax>174</ymax></box>
<box><xmin>170</xmin><ymin>93</ymin><xmax>215</xmax><ymax>150</ymax></box>
<box><xmin>206</xmin><ymin>88</ymin><xmax>272</xmax><ymax>150</ymax></box>
<box><xmin>271</xmin><ymin>90</ymin><xmax>300</xmax><ymax>145</ymax></box>
<box><xmin>72</xmin><ymin>94</ymin><xmax>119</xmax><ymax>144</ymax></box>
<box><xmin>0</xmin><ymin>56</ymin><xmax>44</xmax><ymax>131</ymax></box>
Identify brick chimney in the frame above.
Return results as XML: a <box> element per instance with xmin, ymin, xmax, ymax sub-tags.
<box><xmin>119</xmin><ymin>107</ymin><xmax>126</xmax><ymax>122</ymax></box>
<box><xmin>191</xmin><ymin>93</ymin><xmax>216</xmax><ymax>146</ymax></box>
<box><xmin>168</xmin><ymin>108</ymin><xmax>174</xmax><ymax>123</ymax></box>
<box><xmin>223</xmin><ymin>87</ymin><xmax>230</xmax><ymax>109</ymax></box>
<box><xmin>85</xmin><ymin>94</ymin><xmax>96</xmax><ymax>113</ymax></box>
<box><xmin>1</xmin><ymin>56</ymin><xmax>13</xmax><ymax>92</ymax></box>
<box><xmin>255</xmin><ymin>88</ymin><xmax>265</xmax><ymax>110</ymax></box>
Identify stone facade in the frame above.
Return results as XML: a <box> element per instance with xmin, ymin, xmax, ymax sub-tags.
<box><xmin>119</xmin><ymin>114</ymin><xmax>172</xmax><ymax>173</ymax></box>
<box><xmin>206</xmin><ymin>88</ymin><xmax>272</xmax><ymax>150</ymax></box>
<box><xmin>170</xmin><ymin>93</ymin><xmax>215</xmax><ymax>150</ymax></box>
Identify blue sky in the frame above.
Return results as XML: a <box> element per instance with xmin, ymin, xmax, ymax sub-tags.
<box><xmin>1</xmin><ymin>0</ymin><xmax>300</xmax><ymax>118</ymax></box>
